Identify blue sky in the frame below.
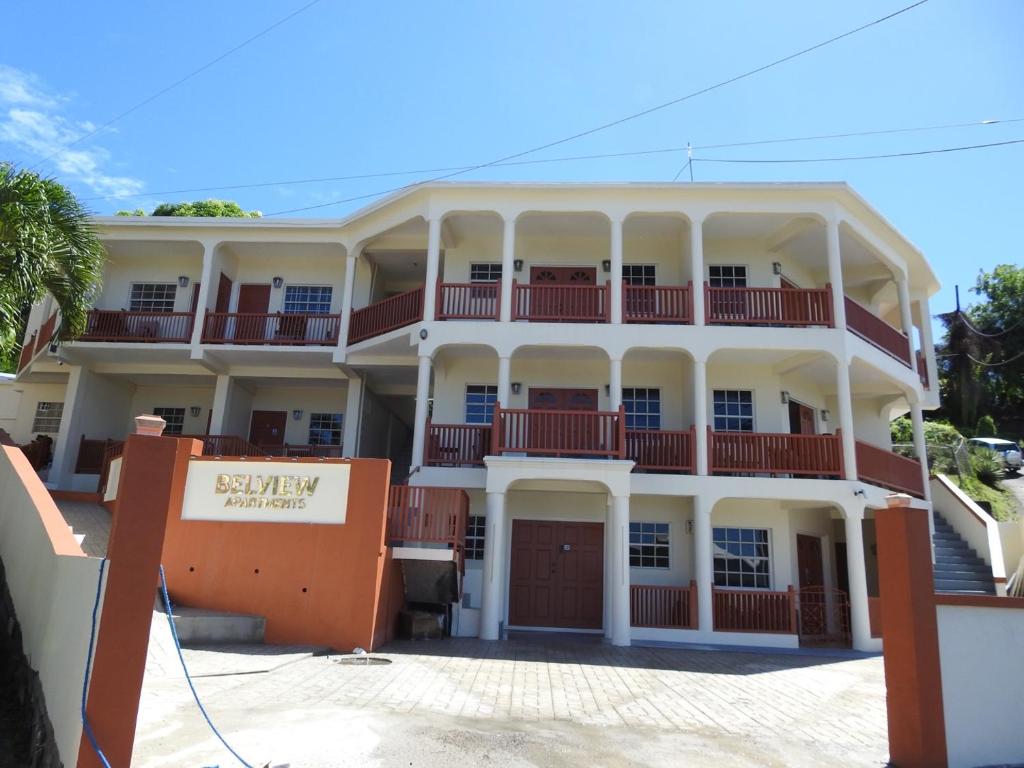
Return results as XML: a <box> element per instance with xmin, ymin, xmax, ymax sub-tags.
<box><xmin>2</xmin><ymin>1</ymin><xmax>1022</xmax><ymax>324</ymax></box>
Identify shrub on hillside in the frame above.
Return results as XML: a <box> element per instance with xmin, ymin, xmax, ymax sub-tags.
<box><xmin>975</xmin><ymin>415</ymin><xmax>998</xmax><ymax>437</ymax></box>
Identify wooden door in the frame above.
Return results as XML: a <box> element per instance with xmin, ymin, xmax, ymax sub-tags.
<box><xmin>528</xmin><ymin>388</ymin><xmax>599</xmax><ymax>455</ymax></box>
<box><xmin>248</xmin><ymin>410</ymin><xmax>287</xmax><ymax>449</ymax></box>
<box><xmin>190</xmin><ymin>283</ymin><xmax>202</xmax><ymax>313</ymax></box>
<box><xmin>236</xmin><ymin>284</ymin><xmax>271</xmax><ymax>342</ymax></box>
<box><xmin>215</xmin><ymin>273</ymin><xmax>232</xmax><ymax>312</ymax></box>
<box><xmin>529</xmin><ymin>266</ymin><xmax>598</xmax><ymax>319</ymax></box>
<box><xmin>509</xmin><ymin>520</ymin><xmax>604</xmax><ymax>629</ymax></box>
<box><xmin>797</xmin><ymin>534</ymin><xmax>827</xmax><ymax>637</ymax></box>
<box><xmin>788</xmin><ymin>401</ymin><xmax>816</xmax><ymax>435</ymax></box>
<box><xmin>209</xmin><ymin>273</ymin><xmax>233</xmax><ymax>340</ymax></box>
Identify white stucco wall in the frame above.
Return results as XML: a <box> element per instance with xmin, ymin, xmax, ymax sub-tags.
<box><xmin>129</xmin><ymin>386</ymin><xmax>216</xmax><ymax>436</ymax></box>
<box><xmin>0</xmin><ymin>381</ymin><xmax>69</xmax><ymax>443</ymax></box>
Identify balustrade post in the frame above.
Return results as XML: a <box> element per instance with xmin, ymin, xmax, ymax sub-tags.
<box><xmin>617</xmin><ymin>405</ymin><xmax>626</xmax><ymax>460</ymax></box>
<box><xmin>787</xmin><ymin>585</ymin><xmax>798</xmax><ymax>634</ymax></box>
<box><xmin>490</xmin><ymin>404</ymin><xmax>501</xmax><ymax>456</ymax></box>
<box><xmin>604</xmin><ymin>280</ymin><xmax>612</xmax><ymax>323</ymax></box>
<box><xmin>434</xmin><ymin>278</ymin><xmax>443</xmax><ymax>321</ymax></box>
<box><xmin>510</xmin><ymin>279</ymin><xmax>519</xmax><ymax>321</ymax></box>
<box><xmin>686</xmin><ymin>280</ymin><xmax>694</xmax><ymax>324</ymax></box>
<box><xmin>688</xmin><ymin>579</ymin><xmax>698</xmax><ymax>629</ymax></box>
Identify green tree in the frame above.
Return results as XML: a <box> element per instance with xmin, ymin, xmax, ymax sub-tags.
<box><xmin>975</xmin><ymin>415</ymin><xmax>997</xmax><ymax>437</ymax></box>
<box><xmin>116</xmin><ymin>200</ymin><xmax>261</xmax><ymax>218</ymax></box>
<box><xmin>0</xmin><ymin>163</ymin><xmax>105</xmax><ymax>366</ymax></box>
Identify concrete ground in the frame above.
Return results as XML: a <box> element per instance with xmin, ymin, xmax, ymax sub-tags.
<box><xmin>132</xmin><ymin>622</ymin><xmax>888</xmax><ymax>768</ymax></box>
<box><xmin>1002</xmin><ymin>469</ymin><xmax>1024</xmax><ymax>515</ymax></box>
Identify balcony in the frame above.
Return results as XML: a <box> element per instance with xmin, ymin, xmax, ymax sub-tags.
<box><xmin>348</xmin><ymin>287</ymin><xmax>424</xmax><ymax>344</ymax></box>
<box><xmin>436</xmin><ymin>283</ymin><xmax>499</xmax><ymax>321</ymax></box>
<box><xmin>78</xmin><ymin>309</ymin><xmax>194</xmax><ymax>343</ymax></box>
<box><xmin>17</xmin><ymin>334</ymin><xmax>35</xmax><ymax>371</ymax></box>
<box><xmin>855</xmin><ymin>439</ymin><xmax>924</xmax><ymax>497</ymax></box>
<box><xmin>630</xmin><ymin>583</ymin><xmax>697</xmax><ymax>629</ymax></box>
<box><xmin>624</xmin><ymin>283</ymin><xmax>693</xmax><ymax>324</ymax></box>
<box><xmin>625</xmin><ymin>428</ymin><xmax>695</xmax><ymax>472</ymax></box>
<box><xmin>705</xmin><ymin>285</ymin><xmax>833</xmax><ymax>327</ymax></box>
<box><xmin>202</xmin><ymin>312</ymin><xmax>340</xmax><ymax>345</ymax></box>
<box><xmin>490</xmin><ymin>405</ymin><xmax>626</xmax><ymax>459</ymax></box>
<box><xmin>386</xmin><ymin>485</ymin><xmax>469</xmax><ymax>548</ymax></box>
<box><xmin>709</xmin><ymin>430</ymin><xmax>843</xmax><ymax>478</ymax></box>
<box><xmin>425</xmin><ymin>422</ymin><xmax>492</xmax><ymax>467</ymax></box>
<box><xmin>511</xmin><ymin>281</ymin><xmax>610</xmax><ymax>323</ymax></box>
<box><xmin>712</xmin><ymin>586</ymin><xmax>798</xmax><ymax>634</ymax></box>
<box><xmin>844</xmin><ymin>296</ymin><xmax>911</xmax><ymax>367</ymax></box>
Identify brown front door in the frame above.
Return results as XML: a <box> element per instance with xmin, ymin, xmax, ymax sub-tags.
<box><xmin>236</xmin><ymin>284</ymin><xmax>271</xmax><ymax>342</ymax></box>
<box><xmin>208</xmin><ymin>273</ymin><xmax>233</xmax><ymax>340</ymax></box>
<box><xmin>249</xmin><ymin>410</ymin><xmax>287</xmax><ymax>449</ymax></box>
<box><xmin>529</xmin><ymin>266</ymin><xmax>599</xmax><ymax>320</ymax></box>
<box><xmin>797</xmin><ymin>534</ymin><xmax>827</xmax><ymax>637</ymax></box>
<box><xmin>788</xmin><ymin>401</ymin><xmax>816</xmax><ymax>435</ymax></box>
<box><xmin>215</xmin><ymin>273</ymin><xmax>232</xmax><ymax>312</ymax></box>
<box><xmin>528</xmin><ymin>388</ymin><xmax>600</xmax><ymax>456</ymax></box>
<box><xmin>509</xmin><ymin>520</ymin><xmax>603</xmax><ymax>629</ymax></box>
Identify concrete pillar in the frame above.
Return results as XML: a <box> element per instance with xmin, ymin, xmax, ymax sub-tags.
<box><xmin>609</xmin><ymin>494</ymin><xmax>631</xmax><ymax>646</ymax></box>
<box><xmin>609</xmin><ymin>217</ymin><xmax>623</xmax><ymax>324</ymax></box>
<box><xmin>826</xmin><ymin>218</ymin><xmax>847</xmax><ymax>330</ymax></box>
<box><xmin>497</xmin><ymin>356</ymin><xmax>511</xmax><ymax>407</ymax></box>
<box><xmin>603</xmin><ymin>499</ymin><xmax>613</xmax><ymax>639</ymax></box>
<box><xmin>409</xmin><ymin>355</ymin><xmax>431</xmax><ymax>469</ymax></box>
<box><xmin>500</xmin><ymin>216</ymin><xmax>516</xmax><ymax>323</ymax></box>
<box><xmin>916</xmin><ymin>293</ymin><xmax>938</xmax><ymax>392</ymax></box>
<box><xmin>608</xmin><ymin>357</ymin><xmax>622</xmax><ymax>411</ymax></box>
<box><xmin>48</xmin><ymin>365</ymin><xmax>86</xmax><ymax>490</ymax></box>
<box><xmin>909</xmin><ymin>403</ymin><xmax>931</xmax><ymax>503</ymax></box>
<box><xmin>423</xmin><ymin>217</ymin><xmax>442</xmax><ymax>322</ymax></box>
<box><xmin>338</xmin><ymin>250</ymin><xmax>358</xmax><ymax>350</ymax></box>
<box><xmin>897</xmin><ymin>275</ymin><xmax>918</xmax><ymax>376</ymax></box>
<box><xmin>693</xmin><ymin>497</ymin><xmax>713</xmax><ymax>633</ymax></box>
<box><xmin>693</xmin><ymin>359</ymin><xmax>708</xmax><ymax>475</ymax></box>
<box><xmin>189</xmin><ymin>241</ymin><xmax>216</xmax><ymax>347</ymax></box>
<box><xmin>343</xmin><ymin>376</ymin><xmax>363</xmax><ymax>457</ymax></box>
<box><xmin>480</xmin><ymin>491</ymin><xmax>507</xmax><ymax>640</ymax></box>
<box><xmin>836</xmin><ymin>359</ymin><xmax>857</xmax><ymax>481</ymax></box>
<box><xmin>844</xmin><ymin>506</ymin><xmax>873</xmax><ymax>651</ymax></box>
<box><xmin>690</xmin><ymin>216</ymin><xmax>705</xmax><ymax>326</ymax></box>
<box><xmin>208</xmin><ymin>374</ymin><xmax>232</xmax><ymax>435</ymax></box>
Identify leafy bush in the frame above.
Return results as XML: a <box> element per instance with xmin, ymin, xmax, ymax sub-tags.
<box><xmin>975</xmin><ymin>415</ymin><xmax>997</xmax><ymax>437</ymax></box>
<box><xmin>969</xmin><ymin>448</ymin><xmax>1003</xmax><ymax>488</ymax></box>
<box><xmin>890</xmin><ymin>417</ymin><xmax>963</xmax><ymax>447</ymax></box>
<box><xmin>116</xmin><ymin>200</ymin><xmax>261</xmax><ymax>218</ymax></box>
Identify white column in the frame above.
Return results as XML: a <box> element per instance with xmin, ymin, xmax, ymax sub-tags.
<box><xmin>693</xmin><ymin>497</ymin><xmax>713</xmax><ymax>634</ymax></box>
<box><xmin>910</xmin><ymin>402</ymin><xmax>932</xmax><ymax>502</ymax></box>
<box><xmin>208</xmin><ymin>374</ymin><xmax>232</xmax><ymax>435</ymax></box>
<box><xmin>343</xmin><ymin>376</ymin><xmax>363</xmax><ymax>457</ymax></box>
<box><xmin>47</xmin><ymin>365</ymin><xmax>87</xmax><ymax>490</ymax></box>
<box><xmin>603</xmin><ymin>500</ymin><xmax>613</xmax><ymax>639</ymax></box>
<box><xmin>500</xmin><ymin>216</ymin><xmax>515</xmax><ymax>323</ymax></box>
<box><xmin>844</xmin><ymin>507</ymin><xmax>873</xmax><ymax>651</ymax></box>
<box><xmin>480</xmin><ymin>491</ymin><xmax>507</xmax><ymax>640</ymax></box>
<box><xmin>836</xmin><ymin>359</ymin><xmax>857</xmax><ymax>481</ymax></box>
<box><xmin>410</xmin><ymin>355</ymin><xmax>431</xmax><ymax>470</ymax></box>
<box><xmin>897</xmin><ymin>275</ymin><xmax>918</xmax><ymax>375</ymax></box>
<box><xmin>693</xmin><ymin>359</ymin><xmax>708</xmax><ymax>475</ymax></box>
<box><xmin>497</xmin><ymin>355</ymin><xmax>511</xmax><ymax>407</ymax></box>
<box><xmin>609</xmin><ymin>217</ymin><xmax>623</xmax><ymax>324</ymax></box>
<box><xmin>690</xmin><ymin>216</ymin><xmax>705</xmax><ymax>326</ymax></box>
<box><xmin>608</xmin><ymin>357</ymin><xmax>622</xmax><ymax>411</ymax></box>
<box><xmin>610</xmin><ymin>494</ymin><xmax>631</xmax><ymax>646</ymax></box>
<box><xmin>826</xmin><ymin>218</ymin><xmax>847</xmax><ymax>330</ymax></box>
<box><xmin>916</xmin><ymin>293</ymin><xmax>938</xmax><ymax>393</ymax></box>
<box><xmin>338</xmin><ymin>251</ymin><xmax>358</xmax><ymax>350</ymax></box>
<box><xmin>189</xmin><ymin>241</ymin><xmax>217</xmax><ymax>347</ymax></box>
<box><xmin>422</xmin><ymin>217</ymin><xmax>442</xmax><ymax>322</ymax></box>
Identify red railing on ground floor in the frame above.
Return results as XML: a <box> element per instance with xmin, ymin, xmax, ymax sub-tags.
<box><xmin>491</xmin><ymin>405</ymin><xmax>626</xmax><ymax>459</ymax></box>
<box><xmin>261</xmin><ymin>444</ymin><xmax>344</xmax><ymax>458</ymax></box>
<box><xmin>713</xmin><ymin>586</ymin><xmax>797</xmax><ymax>633</ymax></box>
<box><xmin>387</xmin><ymin>485</ymin><xmax>469</xmax><ymax>548</ymax></box>
<box><xmin>844</xmin><ymin>296</ymin><xmax>912</xmax><ymax>367</ymax></box>
<box><xmin>179</xmin><ymin>434</ymin><xmax>268</xmax><ymax>457</ymax></box>
<box><xmin>855</xmin><ymin>439</ymin><xmax>925</xmax><ymax>497</ymax></box>
<box><xmin>426</xmin><ymin>422</ymin><xmax>491</xmax><ymax>467</ymax></box>
<box><xmin>348</xmin><ymin>287</ymin><xmax>424</xmax><ymax>344</ymax></box>
<box><xmin>79</xmin><ymin>309</ymin><xmax>195</xmax><ymax>343</ymax></box>
<box><xmin>868</xmin><ymin>596</ymin><xmax>882</xmax><ymax>638</ymax></box>
<box><xmin>705</xmin><ymin>284</ymin><xmax>833</xmax><ymax>327</ymax></box>
<box><xmin>201</xmin><ymin>312</ymin><xmax>340</xmax><ymax>345</ymax></box>
<box><xmin>626</xmin><ymin>428</ymin><xmax>694</xmax><ymax>472</ymax></box>
<box><xmin>624</xmin><ymin>283</ymin><xmax>693</xmax><ymax>324</ymax></box>
<box><xmin>709</xmin><ymin>429</ymin><xmax>843</xmax><ymax>478</ymax></box>
<box><xmin>436</xmin><ymin>282</ymin><xmax>499</xmax><ymax>320</ymax></box>
<box><xmin>75</xmin><ymin>435</ymin><xmax>118</xmax><ymax>474</ymax></box>
<box><xmin>630</xmin><ymin>582</ymin><xmax>697</xmax><ymax>629</ymax></box>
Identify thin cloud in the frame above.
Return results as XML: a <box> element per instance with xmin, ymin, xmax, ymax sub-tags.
<box><xmin>0</xmin><ymin>65</ymin><xmax>144</xmax><ymax>198</ymax></box>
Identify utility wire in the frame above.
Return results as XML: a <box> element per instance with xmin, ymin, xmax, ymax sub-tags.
<box><xmin>264</xmin><ymin>0</ymin><xmax>932</xmax><ymax>216</ymax></box>
<box><xmin>694</xmin><ymin>138</ymin><xmax>1024</xmax><ymax>163</ymax></box>
<box><xmin>965</xmin><ymin>349</ymin><xmax>1024</xmax><ymax>367</ymax></box>
<box><xmin>29</xmin><ymin>0</ymin><xmax>326</xmax><ymax>172</ymax></box>
<box><xmin>955</xmin><ymin>310</ymin><xmax>1024</xmax><ymax>339</ymax></box>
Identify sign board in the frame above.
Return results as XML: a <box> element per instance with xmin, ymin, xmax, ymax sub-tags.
<box><xmin>181</xmin><ymin>459</ymin><xmax>351</xmax><ymax>524</ymax></box>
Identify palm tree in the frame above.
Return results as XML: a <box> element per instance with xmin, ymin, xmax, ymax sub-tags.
<box><xmin>0</xmin><ymin>163</ymin><xmax>105</xmax><ymax>360</ymax></box>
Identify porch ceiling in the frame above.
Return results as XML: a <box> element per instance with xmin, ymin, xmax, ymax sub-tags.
<box><xmin>515</xmin><ymin>212</ymin><xmax>610</xmax><ymax>239</ymax></box>
<box><xmin>365</xmin><ymin>249</ymin><xmax>427</xmax><ymax>282</ymax></box>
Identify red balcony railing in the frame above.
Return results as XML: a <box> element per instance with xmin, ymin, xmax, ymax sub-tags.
<box><xmin>705</xmin><ymin>284</ymin><xmax>834</xmax><ymax>327</ymax></box>
<box><xmin>98</xmin><ymin>440</ymin><xmax>126</xmax><ymax>495</ymax></box>
<box><xmin>916</xmin><ymin>351</ymin><xmax>929</xmax><ymax>389</ymax></box>
<box><xmin>712</xmin><ymin>586</ymin><xmax>797</xmax><ymax>634</ymax></box>
<box><xmin>79</xmin><ymin>310</ymin><xmax>194</xmax><ymax>343</ymax></box>
<box><xmin>511</xmin><ymin>280</ymin><xmax>610</xmax><ymax>322</ymax></box>
<box><xmin>387</xmin><ymin>485</ymin><xmax>469</xmax><ymax>548</ymax></box>
<box><xmin>844</xmin><ymin>296</ymin><xmax>911</xmax><ymax>367</ymax></box>
<box><xmin>855</xmin><ymin>439</ymin><xmax>925</xmax><ymax>497</ymax></box>
<box><xmin>425</xmin><ymin>422</ymin><xmax>492</xmax><ymax>467</ymax></box>
<box><xmin>624</xmin><ymin>282</ymin><xmax>693</xmax><ymax>324</ymax></box>
<box><xmin>348</xmin><ymin>287</ymin><xmax>424</xmax><ymax>344</ymax></box>
<box><xmin>436</xmin><ymin>282</ymin><xmax>499</xmax><ymax>321</ymax></box>
<box><xmin>630</xmin><ymin>582</ymin><xmax>697</xmax><ymax>629</ymax></box>
<box><xmin>490</xmin><ymin>404</ymin><xmax>626</xmax><ymax>459</ymax></box>
<box><xmin>202</xmin><ymin>312</ymin><xmax>340</xmax><ymax>345</ymax></box>
<box><xmin>261</xmin><ymin>444</ymin><xmax>344</xmax><ymax>458</ymax></box>
<box><xmin>37</xmin><ymin>312</ymin><xmax>58</xmax><ymax>350</ymax></box>
<box><xmin>709</xmin><ymin>429</ymin><xmax>843</xmax><ymax>478</ymax></box>
<box><xmin>17</xmin><ymin>334</ymin><xmax>36</xmax><ymax>371</ymax></box>
<box><xmin>180</xmin><ymin>434</ymin><xmax>268</xmax><ymax>457</ymax></box>
<box><xmin>626</xmin><ymin>428</ymin><xmax>695</xmax><ymax>472</ymax></box>
<box><xmin>75</xmin><ymin>435</ymin><xmax>118</xmax><ymax>474</ymax></box>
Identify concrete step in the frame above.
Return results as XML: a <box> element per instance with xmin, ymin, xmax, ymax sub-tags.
<box><xmin>936</xmin><ymin>586</ymin><xmax>996</xmax><ymax>595</ymax></box>
<box><xmin>934</xmin><ymin>554</ymin><xmax>986</xmax><ymax>565</ymax></box>
<box><xmin>935</xmin><ymin>577</ymin><xmax>996</xmax><ymax>592</ymax></box>
<box><xmin>933</xmin><ymin>567</ymin><xmax>993</xmax><ymax>579</ymax></box>
<box><xmin>166</xmin><ymin>606</ymin><xmax>266</xmax><ymax>645</ymax></box>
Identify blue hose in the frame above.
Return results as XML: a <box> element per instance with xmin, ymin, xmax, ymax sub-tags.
<box><xmin>81</xmin><ymin>557</ymin><xmax>112</xmax><ymax>768</ymax></box>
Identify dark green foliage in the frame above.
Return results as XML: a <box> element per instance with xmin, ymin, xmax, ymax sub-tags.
<box><xmin>116</xmin><ymin>200</ymin><xmax>261</xmax><ymax>218</ymax></box>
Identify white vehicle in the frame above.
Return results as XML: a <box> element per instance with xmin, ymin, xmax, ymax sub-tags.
<box><xmin>968</xmin><ymin>437</ymin><xmax>1023</xmax><ymax>471</ymax></box>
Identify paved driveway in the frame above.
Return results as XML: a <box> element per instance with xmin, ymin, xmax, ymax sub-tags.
<box><xmin>133</xmin><ymin>628</ymin><xmax>887</xmax><ymax>767</ymax></box>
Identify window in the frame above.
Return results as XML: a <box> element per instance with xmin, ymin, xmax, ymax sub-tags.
<box><xmin>283</xmin><ymin>285</ymin><xmax>332</xmax><ymax>314</ymax></box>
<box><xmin>622</xmin><ymin>264</ymin><xmax>656</xmax><ymax>286</ymax></box>
<box><xmin>708</xmin><ymin>265</ymin><xmax>747</xmax><ymax>288</ymax></box>
<box><xmin>465</xmin><ymin>385</ymin><xmax>498</xmax><ymax>424</ymax></box>
<box><xmin>470</xmin><ymin>263</ymin><xmax>502</xmax><ymax>283</ymax></box>
<box><xmin>713</xmin><ymin>527</ymin><xmax>771</xmax><ymax>588</ymax></box>
<box><xmin>466</xmin><ymin>515</ymin><xmax>486</xmax><ymax>560</ymax></box>
<box><xmin>308</xmin><ymin>413</ymin><xmax>343</xmax><ymax>445</ymax></box>
<box><xmin>129</xmin><ymin>283</ymin><xmax>177</xmax><ymax>313</ymax></box>
<box><xmin>152</xmin><ymin>407</ymin><xmax>185</xmax><ymax>435</ymax></box>
<box><xmin>31</xmin><ymin>402</ymin><xmax>63</xmax><ymax>433</ymax></box>
<box><xmin>713</xmin><ymin>390</ymin><xmax>754</xmax><ymax>432</ymax></box>
<box><xmin>629</xmin><ymin>522</ymin><xmax>670</xmax><ymax>568</ymax></box>
<box><xmin>623</xmin><ymin>388</ymin><xmax>661</xmax><ymax>430</ymax></box>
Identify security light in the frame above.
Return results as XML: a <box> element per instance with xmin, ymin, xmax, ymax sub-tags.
<box><xmin>189</xmin><ymin>406</ymin><xmax>202</xmax><ymax>418</ymax></box>
<box><xmin>178</xmin><ymin>275</ymin><xmax>190</xmax><ymax>287</ymax></box>
<box><xmin>780</xmin><ymin>391</ymin><xmax>790</xmax><ymax>404</ymax></box>
<box><xmin>272</xmin><ymin>276</ymin><xmax>284</xmax><ymax>289</ymax></box>
<box><xmin>292</xmin><ymin>409</ymin><xmax>304</xmax><ymax>421</ymax></box>
<box><xmin>513</xmin><ymin>259</ymin><xmax>524</xmax><ymax>273</ymax></box>
<box><xmin>772</xmin><ymin>262</ymin><xmax>782</xmax><ymax>275</ymax></box>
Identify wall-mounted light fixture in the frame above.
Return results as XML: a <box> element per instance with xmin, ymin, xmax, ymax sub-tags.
<box><xmin>49</xmin><ymin>344</ymin><xmax>58</xmax><ymax>354</ymax></box>
<box><xmin>178</xmin><ymin>275</ymin><xmax>190</xmax><ymax>288</ymax></box>
<box><xmin>513</xmin><ymin>259</ymin><xmax>524</xmax><ymax>273</ymax></box>
<box><xmin>601</xmin><ymin>259</ymin><xmax>611</xmax><ymax>273</ymax></box>
<box><xmin>510</xmin><ymin>382</ymin><xmax>521</xmax><ymax>395</ymax></box>
<box><xmin>820</xmin><ymin>409</ymin><xmax>831</xmax><ymax>422</ymax></box>
<box><xmin>189</xmin><ymin>406</ymin><xmax>202</xmax><ymax>418</ymax></box>
<box><xmin>292</xmin><ymin>409</ymin><xmax>304</xmax><ymax>421</ymax></box>
<box><xmin>772</xmin><ymin>262</ymin><xmax>783</xmax><ymax>275</ymax></box>
<box><xmin>419</xmin><ymin>328</ymin><xmax>429</xmax><ymax>340</ymax></box>
<box><xmin>780</xmin><ymin>391</ymin><xmax>790</xmax><ymax>404</ymax></box>
<box><xmin>604</xmin><ymin>384</ymin><xmax>611</xmax><ymax>396</ymax></box>
<box><xmin>272</xmin><ymin>276</ymin><xmax>284</xmax><ymax>289</ymax></box>
<box><xmin>686</xmin><ymin>520</ymin><xmax>694</xmax><ymax>534</ymax></box>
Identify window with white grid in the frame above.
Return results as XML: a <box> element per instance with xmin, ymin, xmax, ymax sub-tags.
<box><xmin>713</xmin><ymin>527</ymin><xmax>771</xmax><ymax>588</ymax></box>
<box><xmin>623</xmin><ymin>388</ymin><xmax>661</xmax><ymax>430</ymax></box>
<box><xmin>465</xmin><ymin>385</ymin><xmax>498</xmax><ymax>424</ymax></box>
<box><xmin>708</xmin><ymin>265</ymin><xmax>747</xmax><ymax>288</ymax></box>
<box><xmin>31</xmin><ymin>402</ymin><xmax>63</xmax><ymax>433</ymax></box>
<box><xmin>465</xmin><ymin>515</ymin><xmax>486</xmax><ymax>560</ymax></box>
<box><xmin>308</xmin><ymin>413</ymin><xmax>343</xmax><ymax>445</ymax></box>
<box><xmin>470</xmin><ymin>263</ymin><xmax>502</xmax><ymax>282</ymax></box>
<box><xmin>152</xmin><ymin>407</ymin><xmax>185</xmax><ymax>435</ymax></box>
<box><xmin>713</xmin><ymin>390</ymin><xmax>754</xmax><ymax>432</ymax></box>
<box><xmin>622</xmin><ymin>264</ymin><xmax>656</xmax><ymax>286</ymax></box>
<box><xmin>129</xmin><ymin>283</ymin><xmax>177</xmax><ymax>313</ymax></box>
<box><xmin>283</xmin><ymin>285</ymin><xmax>332</xmax><ymax>314</ymax></box>
<box><xmin>629</xmin><ymin>522</ymin><xmax>670</xmax><ymax>569</ymax></box>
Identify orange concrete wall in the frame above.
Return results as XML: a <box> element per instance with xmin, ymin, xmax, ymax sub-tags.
<box><xmin>160</xmin><ymin>457</ymin><xmax>398</xmax><ymax>651</ymax></box>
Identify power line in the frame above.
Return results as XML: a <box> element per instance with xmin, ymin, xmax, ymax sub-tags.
<box><xmin>264</xmin><ymin>0</ymin><xmax>932</xmax><ymax>216</ymax></box>
<box><xmin>695</xmin><ymin>138</ymin><xmax>1024</xmax><ymax>164</ymax></box>
<box><xmin>956</xmin><ymin>310</ymin><xmax>1024</xmax><ymax>339</ymax></box>
<box><xmin>966</xmin><ymin>349</ymin><xmax>1024</xmax><ymax>367</ymax></box>
<box><xmin>29</xmin><ymin>0</ymin><xmax>326</xmax><ymax>172</ymax></box>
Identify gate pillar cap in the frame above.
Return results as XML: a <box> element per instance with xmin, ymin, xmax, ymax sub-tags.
<box><xmin>886</xmin><ymin>493</ymin><xmax>913</xmax><ymax>508</ymax></box>
<box><xmin>134</xmin><ymin>414</ymin><xmax>167</xmax><ymax>436</ymax></box>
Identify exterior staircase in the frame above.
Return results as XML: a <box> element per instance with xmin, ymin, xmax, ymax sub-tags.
<box><xmin>932</xmin><ymin>511</ymin><xmax>996</xmax><ymax>595</ymax></box>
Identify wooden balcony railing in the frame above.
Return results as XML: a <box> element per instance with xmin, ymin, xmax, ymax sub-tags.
<box><xmin>490</xmin><ymin>404</ymin><xmax>626</xmax><ymax>459</ymax></box>
<box><xmin>425</xmin><ymin>422</ymin><xmax>491</xmax><ymax>467</ymax></box>
<box><xmin>37</xmin><ymin>312</ymin><xmax>58</xmax><ymax>350</ymax></box>
<box><xmin>75</xmin><ymin>435</ymin><xmax>119</xmax><ymax>474</ymax></box>
<box><xmin>261</xmin><ymin>443</ymin><xmax>344</xmax><ymax>458</ymax></box>
<box><xmin>511</xmin><ymin>280</ymin><xmax>610</xmax><ymax>323</ymax></box>
<box><xmin>98</xmin><ymin>440</ymin><xmax>126</xmax><ymax>495</ymax></box>
<box><xmin>626</xmin><ymin>428</ymin><xmax>695</xmax><ymax>473</ymax></box>
<box><xmin>624</xmin><ymin>282</ymin><xmax>693</xmax><ymax>324</ymax></box>
<box><xmin>844</xmin><ymin>296</ymin><xmax>912</xmax><ymax>367</ymax></box>
<box><xmin>78</xmin><ymin>309</ymin><xmax>195</xmax><ymax>343</ymax></box>
<box><xmin>855</xmin><ymin>439</ymin><xmax>925</xmax><ymax>497</ymax></box>
<box><xmin>712</xmin><ymin>586</ymin><xmax>797</xmax><ymax>634</ymax></box>
<box><xmin>916</xmin><ymin>351</ymin><xmax>929</xmax><ymax>389</ymax></box>
<box><xmin>348</xmin><ymin>286</ymin><xmax>424</xmax><ymax>344</ymax></box>
<box><xmin>201</xmin><ymin>312</ymin><xmax>340</xmax><ymax>345</ymax></box>
<box><xmin>387</xmin><ymin>485</ymin><xmax>469</xmax><ymax>548</ymax></box>
<box><xmin>180</xmin><ymin>434</ymin><xmax>269</xmax><ymax>457</ymax></box>
<box><xmin>630</xmin><ymin>582</ymin><xmax>697</xmax><ymax>629</ymax></box>
<box><xmin>436</xmin><ymin>282</ymin><xmax>500</xmax><ymax>321</ymax></box>
<box><xmin>17</xmin><ymin>334</ymin><xmax>36</xmax><ymax>371</ymax></box>
<box><xmin>709</xmin><ymin>429</ymin><xmax>843</xmax><ymax>478</ymax></box>
<box><xmin>705</xmin><ymin>284</ymin><xmax>834</xmax><ymax>327</ymax></box>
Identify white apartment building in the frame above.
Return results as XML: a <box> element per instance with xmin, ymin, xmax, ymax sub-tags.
<box><xmin>3</xmin><ymin>182</ymin><xmax>940</xmax><ymax>653</ymax></box>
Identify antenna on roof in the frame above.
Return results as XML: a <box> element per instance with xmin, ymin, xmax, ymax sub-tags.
<box><xmin>687</xmin><ymin>143</ymin><xmax>694</xmax><ymax>182</ymax></box>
